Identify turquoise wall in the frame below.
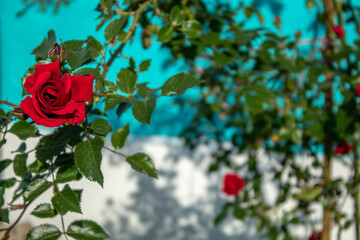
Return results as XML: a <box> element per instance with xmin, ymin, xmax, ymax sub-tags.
<box><xmin>0</xmin><ymin>0</ymin><xmax>356</xmax><ymax>135</ymax></box>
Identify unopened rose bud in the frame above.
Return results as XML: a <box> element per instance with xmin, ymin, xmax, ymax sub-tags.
<box><xmin>48</xmin><ymin>43</ymin><xmax>67</xmax><ymax>63</ymax></box>
<box><xmin>12</xmin><ymin>108</ymin><xmax>28</xmax><ymax>120</ymax></box>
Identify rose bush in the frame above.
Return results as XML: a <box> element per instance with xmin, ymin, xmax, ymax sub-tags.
<box><xmin>21</xmin><ymin>61</ymin><xmax>94</xmax><ymax>127</ymax></box>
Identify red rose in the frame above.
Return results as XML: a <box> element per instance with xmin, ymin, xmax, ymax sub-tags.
<box><xmin>356</xmin><ymin>86</ymin><xmax>360</xmax><ymax>97</ymax></box>
<box><xmin>21</xmin><ymin>61</ymin><xmax>94</xmax><ymax>127</ymax></box>
<box><xmin>335</xmin><ymin>141</ymin><xmax>353</xmax><ymax>155</ymax></box>
<box><xmin>332</xmin><ymin>25</ymin><xmax>344</xmax><ymax>39</ymax></box>
<box><xmin>309</xmin><ymin>231</ymin><xmax>322</xmax><ymax>240</ymax></box>
<box><xmin>222</xmin><ymin>173</ymin><xmax>245</xmax><ymax>196</ymax></box>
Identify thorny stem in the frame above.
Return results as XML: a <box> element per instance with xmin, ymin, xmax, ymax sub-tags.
<box><xmin>0</xmin><ymin>100</ymin><xmax>18</xmax><ymax>108</ymax></box>
<box><xmin>0</xmin><ymin>202</ymin><xmax>31</xmax><ymax>240</ymax></box>
<box><xmin>102</xmin><ymin>0</ymin><xmax>152</xmax><ymax>78</ymax></box>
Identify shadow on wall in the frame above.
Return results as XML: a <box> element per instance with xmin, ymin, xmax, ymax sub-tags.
<box><xmin>100</xmin><ymin>137</ymin><xmax>267</xmax><ymax>240</ymax></box>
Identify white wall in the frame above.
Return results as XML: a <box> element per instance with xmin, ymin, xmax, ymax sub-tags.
<box><xmin>0</xmin><ymin>131</ymin><xmax>357</xmax><ymax>240</ymax></box>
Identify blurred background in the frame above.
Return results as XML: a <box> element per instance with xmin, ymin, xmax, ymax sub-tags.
<box><xmin>0</xmin><ymin>0</ymin><xmax>358</xmax><ymax>239</ymax></box>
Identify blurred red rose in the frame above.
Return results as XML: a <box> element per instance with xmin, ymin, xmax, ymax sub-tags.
<box><xmin>309</xmin><ymin>231</ymin><xmax>322</xmax><ymax>240</ymax></box>
<box><xmin>332</xmin><ymin>25</ymin><xmax>344</xmax><ymax>39</ymax></box>
<box><xmin>335</xmin><ymin>141</ymin><xmax>353</xmax><ymax>155</ymax></box>
<box><xmin>21</xmin><ymin>61</ymin><xmax>94</xmax><ymax>127</ymax></box>
<box><xmin>356</xmin><ymin>86</ymin><xmax>360</xmax><ymax>97</ymax></box>
<box><xmin>222</xmin><ymin>173</ymin><xmax>245</xmax><ymax>196</ymax></box>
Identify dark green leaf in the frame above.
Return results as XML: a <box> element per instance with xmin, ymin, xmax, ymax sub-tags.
<box><xmin>0</xmin><ymin>209</ymin><xmax>9</xmax><ymax>223</ymax></box>
<box><xmin>0</xmin><ymin>159</ymin><xmax>12</xmax><ymax>174</ymax></box>
<box><xmin>75</xmin><ymin>68</ymin><xmax>101</xmax><ymax>80</ymax></box>
<box><xmin>181</xmin><ymin>20</ymin><xmax>202</xmax><ymax>38</ymax></box>
<box><xmin>32</xmin><ymin>30</ymin><xmax>56</xmax><ymax>59</ymax></box>
<box><xmin>90</xmin><ymin>118</ymin><xmax>112</xmax><ymax>136</ymax></box>
<box><xmin>11</xmin><ymin>142</ymin><xmax>26</xmax><ymax>153</ymax></box>
<box><xmin>87</xmin><ymin>36</ymin><xmax>103</xmax><ymax>58</ymax></box>
<box><xmin>170</xmin><ymin>6</ymin><xmax>186</xmax><ymax>26</ymax></box>
<box><xmin>56</xmin><ymin>165</ymin><xmax>82</xmax><ymax>183</ymax></box>
<box><xmin>117</xmin><ymin>69</ymin><xmax>137</xmax><ymax>94</ymax></box>
<box><xmin>105</xmin><ymin>80</ymin><xmax>117</xmax><ymax>92</ymax></box>
<box><xmin>67</xmin><ymin>220</ymin><xmax>109</xmax><ymax>240</ymax></box>
<box><xmin>0</xmin><ymin>187</ymin><xmax>4</xmax><ymax>207</ymax></box>
<box><xmin>54</xmin><ymin>153</ymin><xmax>75</xmax><ymax>167</ymax></box>
<box><xmin>157</xmin><ymin>26</ymin><xmax>174</xmax><ymax>43</ymax></box>
<box><xmin>13</xmin><ymin>154</ymin><xmax>27</xmax><ymax>178</ymax></box>
<box><xmin>75</xmin><ymin>138</ymin><xmax>104</xmax><ymax>187</ymax></box>
<box><xmin>111</xmin><ymin>124</ymin><xmax>129</xmax><ymax>149</ymax></box>
<box><xmin>51</xmin><ymin>185</ymin><xmax>81</xmax><ymax>215</ymax></box>
<box><xmin>104</xmin><ymin>95</ymin><xmax>128</xmax><ymax>111</ymax></box>
<box><xmin>31</xmin><ymin>203</ymin><xmax>57</xmax><ymax>218</ymax></box>
<box><xmin>23</xmin><ymin>179</ymin><xmax>51</xmax><ymax>202</ymax></box>
<box><xmin>138</xmin><ymin>83</ymin><xmax>159</xmax><ymax>99</ymax></box>
<box><xmin>105</xmin><ymin>16</ymin><xmax>128</xmax><ymax>43</ymax></box>
<box><xmin>161</xmin><ymin>72</ymin><xmax>201</xmax><ymax>95</ymax></box>
<box><xmin>63</xmin><ymin>40</ymin><xmax>84</xmax><ymax>50</ymax></box>
<box><xmin>139</xmin><ymin>59</ymin><xmax>151</xmax><ymax>72</ymax></box>
<box><xmin>28</xmin><ymin>160</ymin><xmax>49</xmax><ymax>173</ymax></box>
<box><xmin>8</xmin><ymin>121</ymin><xmax>38</xmax><ymax>140</ymax></box>
<box><xmin>126</xmin><ymin>153</ymin><xmax>158</xmax><ymax>179</ymax></box>
<box><xmin>26</xmin><ymin>224</ymin><xmax>61</xmax><ymax>240</ymax></box>
<box><xmin>132</xmin><ymin>99</ymin><xmax>156</xmax><ymax>125</ymax></box>
<box><xmin>67</xmin><ymin>45</ymin><xmax>92</xmax><ymax>70</ymax></box>
<box><xmin>0</xmin><ymin>178</ymin><xmax>16</xmax><ymax>188</ymax></box>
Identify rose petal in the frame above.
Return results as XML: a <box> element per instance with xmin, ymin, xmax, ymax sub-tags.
<box><xmin>70</xmin><ymin>102</ymin><xmax>85</xmax><ymax>124</ymax></box>
<box><xmin>35</xmin><ymin>61</ymin><xmax>61</xmax><ymax>81</ymax></box>
<box><xmin>20</xmin><ymin>96</ymin><xmax>67</xmax><ymax>127</ymax></box>
<box><xmin>61</xmin><ymin>74</ymin><xmax>72</xmax><ymax>95</ymax></box>
<box><xmin>24</xmin><ymin>75</ymin><xmax>36</xmax><ymax>95</ymax></box>
<box><xmin>32</xmin><ymin>71</ymin><xmax>52</xmax><ymax>93</ymax></box>
<box><xmin>70</xmin><ymin>75</ymin><xmax>94</xmax><ymax>102</ymax></box>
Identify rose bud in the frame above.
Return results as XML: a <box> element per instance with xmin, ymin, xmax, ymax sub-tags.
<box><xmin>12</xmin><ymin>108</ymin><xmax>28</xmax><ymax>120</ymax></box>
<box><xmin>335</xmin><ymin>141</ymin><xmax>353</xmax><ymax>155</ymax></box>
<box><xmin>332</xmin><ymin>25</ymin><xmax>344</xmax><ymax>39</ymax></box>
<box><xmin>222</xmin><ymin>173</ymin><xmax>245</xmax><ymax>196</ymax></box>
<box><xmin>48</xmin><ymin>43</ymin><xmax>67</xmax><ymax>63</ymax></box>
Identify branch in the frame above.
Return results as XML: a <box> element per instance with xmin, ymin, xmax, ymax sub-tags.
<box><xmin>0</xmin><ymin>100</ymin><xmax>19</xmax><ymax>108</ymax></box>
<box><xmin>0</xmin><ymin>202</ymin><xmax>31</xmax><ymax>240</ymax></box>
<box><xmin>103</xmin><ymin>146</ymin><xmax>128</xmax><ymax>158</ymax></box>
<box><xmin>102</xmin><ymin>0</ymin><xmax>152</xmax><ymax>78</ymax></box>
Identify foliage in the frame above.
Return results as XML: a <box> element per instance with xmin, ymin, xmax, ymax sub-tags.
<box><xmin>0</xmin><ymin>1</ymin><xmax>201</xmax><ymax>239</ymax></box>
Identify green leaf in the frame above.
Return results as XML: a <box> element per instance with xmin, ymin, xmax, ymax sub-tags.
<box><xmin>104</xmin><ymin>95</ymin><xmax>128</xmax><ymax>112</ymax></box>
<box><xmin>31</xmin><ymin>203</ymin><xmax>57</xmax><ymax>218</ymax></box>
<box><xmin>111</xmin><ymin>124</ymin><xmax>129</xmax><ymax>149</ymax></box>
<box><xmin>36</xmin><ymin>125</ymin><xmax>82</xmax><ymax>163</ymax></box>
<box><xmin>75</xmin><ymin>138</ymin><xmax>104</xmax><ymax>187</ymax></box>
<box><xmin>32</xmin><ymin>30</ymin><xmax>56</xmax><ymax>59</ymax></box>
<box><xmin>26</xmin><ymin>224</ymin><xmax>61</xmax><ymax>240</ymax></box>
<box><xmin>105</xmin><ymin>80</ymin><xmax>117</xmax><ymax>92</ymax></box>
<box><xmin>75</xmin><ymin>68</ymin><xmax>101</xmax><ymax>80</ymax></box>
<box><xmin>139</xmin><ymin>59</ymin><xmax>151</xmax><ymax>72</ymax></box>
<box><xmin>104</xmin><ymin>16</ymin><xmax>128</xmax><ymax>43</ymax></box>
<box><xmin>170</xmin><ymin>6</ymin><xmax>186</xmax><ymax>26</ymax></box>
<box><xmin>0</xmin><ymin>159</ymin><xmax>12</xmax><ymax>174</ymax></box>
<box><xmin>67</xmin><ymin>220</ymin><xmax>109</xmax><ymax>240</ymax></box>
<box><xmin>63</xmin><ymin>40</ymin><xmax>84</xmax><ymax>50</ymax></box>
<box><xmin>181</xmin><ymin>20</ymin><xmax>202</xmax><ymax>38</ymax></box>
<box><xmin>117</xmin><ymin>69</ymin><xmax>137</xmax><ymax>94</ymax></box>
<box><xmin>132</xmin><ymin>99</ymin><xmax>156</xmax><ymax>125</ymax></box>
<box><xmin>161</xmin><ymin>72</ymin><xmax>201</xmax><ymax>95</ymax></box>
<box><xmin>0</xmin><ymin>209</ymin><xmax>9</xmax><ymax>223</ymax></box>
<box><xmin>67</xmin><ymin>45</ymin><xmax>92</xmax><ymax>70</ymax></box>
<box><xmin>51</xmin><ymin>185</ymin><xmax>81</xmax><ymax>215</ymax></box>
<box><xmin>11</xmin><ymin>142</ymin><xmax>26</xmax><ymax>153</ymax></box>
<box><xmin>0</xmin><ymin>178</ymin><xmax>16</xmax><ymax>188</ymax></box>
<box><xmin>56</xmin><ymin>165</ymin><xmax>82</xmax><ymax>183</ymax></box>
<box><xmin>54</xmin><ymin>153</ymin><xmax>75</xmax><ymax>167</ymax></box>
<box><xmin>157</xmin><ymin>26</ymin><xmax>174</xmax><ymax>43</ymax></box>
<box><xmin>90</xmin><ymin>118</ymin><xmax>112</xmax><ymax>136</ymax></box>
<box><xmin>0</xmin><ymin>187</ymin><xmax>4</xmax><ymax>207</ymax></box>
<box><xmin>294</xmin><ymin>187</ymin><xmax>322</xmax><ymax>201</ymax></box>
<box><xmin>138</xmin><ymin>83</ymin><xmax>159</xmax><ymax>99</ymax></box>
<box><xmin>13</xmin><ymin>154</ymin><xmax>27</xmax><ymax>178</ymax></box>
<box><xmin>23</xmin><ymin>179</ymin><xmax>51</xmax><ymax>202</ymax></box>
<box><xmin>87</xmin><ymin>36</ymin><xmax>104</xmax><ymax>58</ymax></box>
<box><xmin>28</xmin><ymin>159</ymin><xmax>49</xmax><ymax>173</ymax></box>
<box><xmin>126</xmin><ymin>153</ymin><xmax>158</xmax><ymax>179</ymax></box>
<box><xmin>8</xmin><ymin>121</ymin><xmax>38</xmax><ymax>140</ymax></box>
